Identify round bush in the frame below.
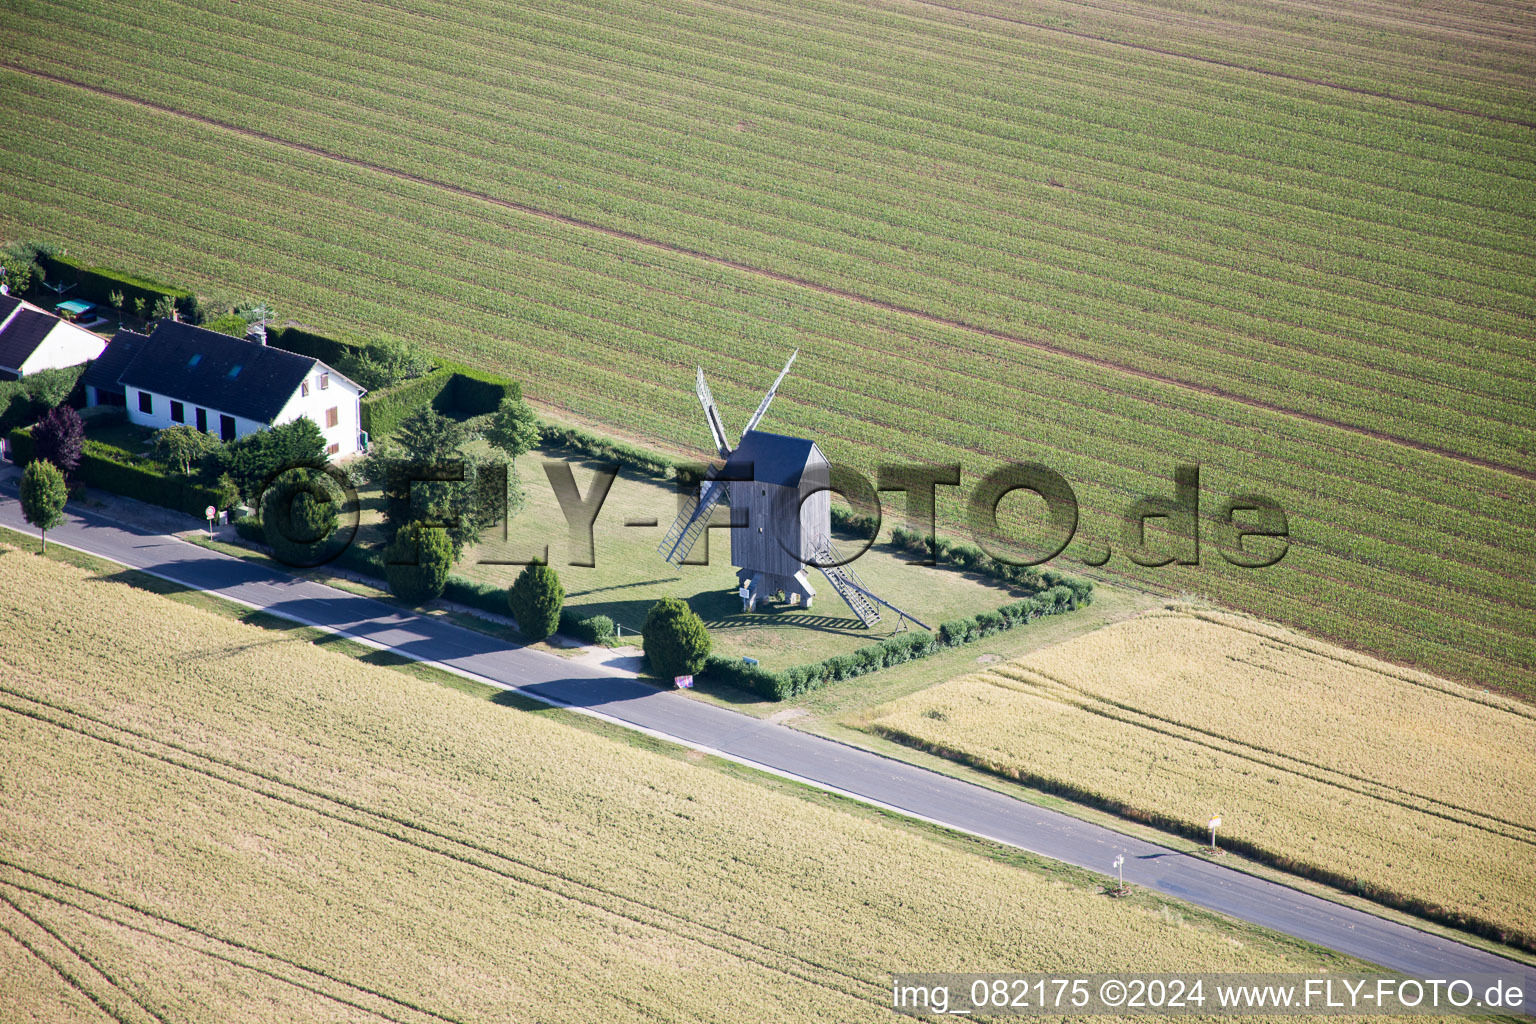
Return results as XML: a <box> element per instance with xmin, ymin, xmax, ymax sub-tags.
<box><xmin>261</xmin><ymin>468</ymin><xmax>340</xmax><ymax>567</ymax></box>
<box><xmin>509</xmin><ymin>561</ymin><xmax>564</xmax><ymax>641</ymax></box>
<box><xmin>384</xmin><ymin>522</ymin><xmax>452</xmax><ymax>606</ymax></box>
<box><xmin>580</xmin><ymin>614</ymin><xmax>615</xmax><ymax>643</ymax></box>
<box><xmin>641</xmin><ymin>597</ymin><xmax>711</xmax><ymax>680</ymax></box>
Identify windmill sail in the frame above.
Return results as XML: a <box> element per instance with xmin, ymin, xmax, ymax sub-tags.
<box><xmin>658</xmin><ymin>476</ymin><xmax>729</xmax><ymax>565</ymax></box>
<box><xmin>696</xmin><ymin>368</ymin><xmax>732</xmax><ymax>458</ymax></box>
<box><xmin>740</xmin><ymin>349</ymin><xmax>798</xmax><ymax>438</ymax></box>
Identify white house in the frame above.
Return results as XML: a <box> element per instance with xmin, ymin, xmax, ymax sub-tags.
<box><xmin>0</xmin><ymin>294</ymin><xmax>108</xmax><ymax>380</ymax></box>
<box><xmin>95</xmin><ymin>320</ymin><xmax>366</xmax><ymax>455</ymax></box>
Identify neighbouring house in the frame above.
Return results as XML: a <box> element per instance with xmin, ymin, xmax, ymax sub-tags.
<box><xmin>86</xmin><ymin>319</ymin><xmax>366</xmax><ymax>455</ymax></box>
<box><xmin>81</xmin><ymin>328</ymin><xmax>149</xmax><ymax>407</ymax></box>
<box><xmin>0</xmin><ymin>294</ymin><xmax>109</xmax><ymax>380</ymax></box>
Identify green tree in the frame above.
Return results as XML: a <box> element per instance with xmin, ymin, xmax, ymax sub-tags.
<box><xmin>204</xmin><ymin>312</ymin><xmax>250</xmax><ymax>338</ymax></box>
<box><xmin>395</xmin><ymin>406</ymin><xmax>464</xmax><ymax>462</ymax></box>
<box><xmin>0</xmin><ymin>241</ymin><xmax>40</xmax><ymax>298</ymax></box>
<box><xmin>212</xmin><ymin>472</ymin><xmax>241</xmax><ymax>512</ymax></box>
<box><xmin>155</xmin><ymin>424</ymin><xmax>221</xmax><ymax>475</ymax></box>
<box><xmin>642</xmin><ymin>597</ymin><xmax>711</xmax><ymax>679</ymax></box>
<box><xmin>384</xmin><ymin>521</ymin><xmax>452</xmax><ymax>606</ymax></box>
<box><xmin>108</xmin><ymin>289</ymin><xmax>124</xmax><ymax>325</ymax></box>
<box><xmin>261</xmin><ymin>467</ymin><xmax>341</xmax><ymax>566</ymax></box>
<box><xmin>218</xmin><ymin>418</ymin><xmax>327</xmax><ymax>503</ymax></box>
<box><xmin>150</xmin><ymin>294</ymin><xmax>177</xmax><ymax>322</ymax></box>
<box><xmin>338</xmin><ymin>338</ymin><xmax>432</xmax><ymax>390</ymax></box>
<box><xmin>130</xmin><ymin>297</ymin><xmax>146</xmax><ymax>322</ymax></box>
<box><xmin>508</xmin><ymin>561</ymin><xmax>563</xmax><ymax>641</ymax></box>
<box><xmin>483</xmin><ymin>386</ymin><xmax>540</xmax><ymax>461</ymax></box>
<box><xmin>20</xmin><ymin>459</ymin><xmax>67</xmax><ymax>553</ymax></box>
<box><xmin>369</xmin><ymin>407</ymin><xmax>504</xmax><ymax>557</ymax></box>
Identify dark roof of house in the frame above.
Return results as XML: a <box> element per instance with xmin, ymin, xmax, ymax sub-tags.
<box><xmin>722</xmin><ymin>429</ymin><xmax>822</xmax><ymax>488</ymax></box>
<box><xmin>81</xmin><ymin>328</ymin><xmax>150</xmax><ymax>393</ymax></box>
<box><xmin>0</xmin><ymin>307</ymin><xmax>59</xmax><ymax>372</ymax></box>
<box><xmin>117</xmin><ymin>320</ymin><xmax>321</xmax><ymax>423</ymax></box>
<box><xmin>0</xmin><ymin>294</ymin><xmax>22</xmax><ymax>323</ymax></box>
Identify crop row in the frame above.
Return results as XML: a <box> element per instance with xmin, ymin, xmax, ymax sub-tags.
<box><xmin>10</xmin><ymin>35</ymin><xmax>1532</xmax><ymax>473</ymax></box>
<box><xmin>21</xmin><ymin>0</ymin><xmax>1536</xmax><ymax>457</ymax></box>
<box><xmin>57</xmin><ymin>0</ymin><xmax>1536</xmax><ymax>280</ymax></box>
<box><xmin>939</xmin><ymin>0</ymin><xmax>1536</xmax><ymax>123</ymax></box>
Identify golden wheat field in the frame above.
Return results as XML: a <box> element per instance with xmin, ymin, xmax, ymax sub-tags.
<box><xmin>870</xmin><ymin>607</ymin><xmax>1536</xmax><ymax>947</ymax></box>
<box><xmin>0</xmin><ymin>550</ymin><xmax>1377</xmax><ymax>1023</ymax></box>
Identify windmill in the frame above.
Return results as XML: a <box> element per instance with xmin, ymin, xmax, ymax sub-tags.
<box><xmin>658</xmin><ymin>352</ymin><xmax>929</xmax><ymax>630</ymax></box>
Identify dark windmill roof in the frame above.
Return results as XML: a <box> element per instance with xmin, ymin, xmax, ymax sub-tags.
<box><xmin>722</xmin><ymin>429</ymin><xmax>822</xmax><ymax>488</ymax></box>
<box><xmin>118</xmin><ymin>320</ymin><xmax>321</xmax><ymax>423</ymax></box>
<box><xmin>81</xmin><ymin>328</ymin><xmax>150</xmax><ymax>393</ymax></box>
<box><xmin>0</xmin><ymin>306</ymin><xmax>60</xmax><ymax>371</ymax></box>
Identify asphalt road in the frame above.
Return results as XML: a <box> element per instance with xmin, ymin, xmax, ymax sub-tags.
<box><xmin>2</xmin><ymin>492</ymin><xmax>1531</xmax><ymax>1012</ymax></box>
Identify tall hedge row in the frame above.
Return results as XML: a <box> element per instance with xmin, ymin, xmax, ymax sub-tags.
<box><xmin>35</xmin><ymin>254</ymin><xmax>194</xmax><ymax>318</ymax></box>
<box><xmin>537</xmin><ymin>424</ymin><xmax>680</xmax><ymax>480</ymax></box>
<box><xmin>264</xmin><ymin>324</ymin><xmax>365</xmax><ymax>366</ymax></box>
<box><xmin>360</xmin><ymin>366</ymin><xmax>457</xmax><ymax>437</ymax></box>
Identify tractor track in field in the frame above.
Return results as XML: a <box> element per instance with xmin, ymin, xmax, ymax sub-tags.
<box><xmin>0</xmin><ymin>870</ymin><xmax>464</xmax><ymax>1024</ymax></box>
<box><xmin>5</xmin><ymin>61</ymin><xmax>1535</xmax><ymax>488</ymax></box>
<box><xmin>0</xmin><ymin>686</ymin><xmax>893</xmax><ymax>1013</ymax></box>
<box><xmin>895</xmin><ymin>0</ymin><xmax>1536</xmax><ymax>130</ymax></box>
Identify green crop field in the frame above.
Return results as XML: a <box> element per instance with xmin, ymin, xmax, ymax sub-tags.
<box><xmin>0</xmin><ymin>544</ymin><xmax>1382</xmax><ymax>1021</ymax></box>
<box><xmin>0</xmin><ymin>0</ymin><xmax>1532</xmax><ymax>693</ymax></box>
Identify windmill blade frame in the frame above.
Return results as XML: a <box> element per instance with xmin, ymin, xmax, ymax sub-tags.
<box><xmin>657</xmin><ymin>476</ymin><xmax>731</xmax><ymax>565</ymax></box>
<box><xmin>740</xmin><ymin>349</ymin><xmax>798</xmax><ymax>439</ymax></box>
<box><xmin>696</xmin><ymin>367</ymin><xmax>733</xmax><ymax>458</ymax></box>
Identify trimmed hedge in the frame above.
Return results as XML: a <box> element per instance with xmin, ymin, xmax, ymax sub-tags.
<box><xmin>702</xmin><ymin>588</ymin><xmax>1089</xmax><ymax>701</ymax></box>
<box><xmin>8</xmin><ymin>426</ymin><xmax>224</xmax><ymax>518</ymax></box>
<box><xmin>448</xmin><ymin>365</ymin><xmax>515</xmax><ymax>417</ymax></box>
<box><xmin>264</xmin><ymin>324</ymin><xmax>365</xmax><ymax>366</ymax></box>
<box><xmin>358</xmin><ymin>361</ymin><xmax>514</xmax><ymax>438</ymax></box>
<box><xmin>361</xmin><ymin>365</ymin><xmax>457</xmax><ymax>437</ymax></box>
<box><xmin>888</xmin><ymin>525</ymin><xmax>1094</xmax><ymax>605</ymax></box>
<box><xmin>36</xmin><ymin>254</ymin><xmax>195</xmax><ymax>319</ymax></box>
<box><xmin>830</xmin><ymin>505</ymin><xmax>878</xmax><ymax>540</ymax></box>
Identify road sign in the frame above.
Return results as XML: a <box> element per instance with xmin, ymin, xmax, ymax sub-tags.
<box><xmin>1208</xmin><ymin>816</ymin><xmax>1222</xmax><ymax>829</ymax></box>
<box><xmin>205</xmin><ymin>505</ymin><xmax>216</xmax><ymax>520</ymax></box>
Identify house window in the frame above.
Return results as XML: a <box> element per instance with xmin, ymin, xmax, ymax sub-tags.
<box><xmin>195</xmin><ymin>408</ymin><xmax>207</xmax><ymax>433</ymax></box>
<box><xmin>325</xmin><ymin>406</ymin><xmax>339</xmax><ymax>428</ymax></box>
<box><xmin>170</xmin><ymin>400</ymin><xmax>184</xmax><ymax>423</ymax></box>
<box><xmin>137</xmin><ymin>391</ymin><xmax>153</xmax><ymax>415</ymax></box>
<box><xmin>219</xmin><ymin>415</ymin><xmax>236</xmax><ymax>442</ymax></box>
<box><xmin>327</xmin><ymin>442</ymin><xmax>340</xmax><ymax>456</ymax></box>
<box><xmin>320</xmin><ymin>372</ymin><xmax>329</xmax><ymax>390</ymax></box>
<box><xmin>301</xmin><ymin>381</ymin><xmax>309</xmax><ymax>397</ymax></box>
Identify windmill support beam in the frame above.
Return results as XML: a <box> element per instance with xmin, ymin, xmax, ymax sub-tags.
<box><xmin>829</xmin><ymin>576</ymin><xmax>932</xmax><ymax>631</ymax></box>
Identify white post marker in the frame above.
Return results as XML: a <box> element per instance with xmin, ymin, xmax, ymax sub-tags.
<box><xmin>205</xmin><ymin>505</ymin><xmax>217</xmax><ymax>537</ymax></box>
<box><xmin>1113</xmin><ymin>853</ymin><xmax>1125</xmax><ymax>893</ymax></box>
<box><xmin>1208</xmin><ymin>815</ymin><xmax>1222</xmax><ymax>851</ymax></box>
<box><xmin>674</xmin><ymin>675</ymin><xmax>693</xmax><ymax>689</ymax></box>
